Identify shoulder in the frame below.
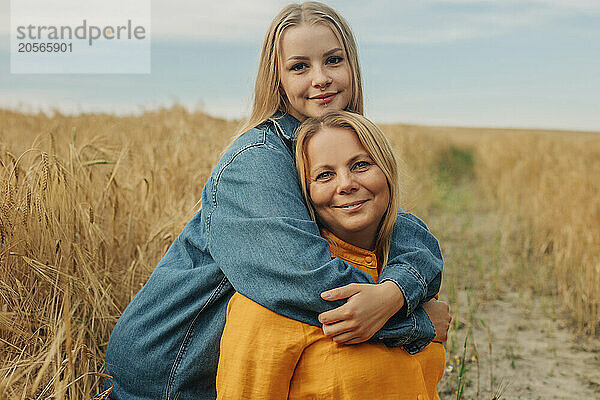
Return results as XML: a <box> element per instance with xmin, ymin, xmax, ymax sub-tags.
<box><xmin>215</xmin><ymin>122</ymin><xmax>291</xmax><ymax>173</ymax></box>
<box><xmin>392</xmin><ymin>212</ymin><xmax>441</xmax><ymax>254</ymax></box>
<box><xmin>396</xmin><ymin>211</ymin><xmax>429</xmax><ymax>231</ymax></box>
<box><xmin>208</xmin><ymin>123</ymin><xmax>299</xmax><ymax>199</ymax></box>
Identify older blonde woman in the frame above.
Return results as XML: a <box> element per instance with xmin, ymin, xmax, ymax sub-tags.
<box><xmin>217</xmin><ymin>111</ymin><xmax>447</xmax><ymax>400</ymax></box>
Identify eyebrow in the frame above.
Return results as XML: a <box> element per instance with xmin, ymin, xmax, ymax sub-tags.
<box><xmin>309</xmin><ymin>153</ymin><xmax>372</xmax><ymax>174</ymax></box>
<box><xmin>286</xmin><ymin>47</ymin><xmax>343</xmax><ymax>62</ymax></box>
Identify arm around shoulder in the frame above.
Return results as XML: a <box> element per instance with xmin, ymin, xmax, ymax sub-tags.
<box><xmin>375</xmin><ymin>212</ymin><xmax>443</xmax><ymax>348</ymax></box>
<box><xmin>379</xmin><ymin>212</ymin><xmax>443</xmax><ymax>315</ymax></box>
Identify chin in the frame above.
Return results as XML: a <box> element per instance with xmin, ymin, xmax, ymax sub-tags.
<box><xmin>342</xmin><ymin>224</ymin><xmax>371</xmax><ymax>234</ymax></box>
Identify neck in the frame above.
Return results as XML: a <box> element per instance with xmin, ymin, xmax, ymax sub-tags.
<box><xmin>328</xmin><ymin>227</ymin><xmax>377</xmax><ymax>252</ymax></box>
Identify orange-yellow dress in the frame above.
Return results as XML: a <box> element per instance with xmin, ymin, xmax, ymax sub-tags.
<box><xmin>216</xmin><ymin>230</ymin><xmax>446</xmax><ymax>400</ymax></box>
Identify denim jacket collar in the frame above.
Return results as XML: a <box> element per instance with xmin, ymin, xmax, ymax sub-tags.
<box><xmin>268</xmin><ymin>111</ymin><xmax>301</xmax><ymax>142</ymax></box>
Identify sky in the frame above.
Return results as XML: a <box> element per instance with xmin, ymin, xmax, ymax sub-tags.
<box><xmin>1</xmin><ymin>0</ymin><xmax>599</xmax><ymax>131</ymax></box>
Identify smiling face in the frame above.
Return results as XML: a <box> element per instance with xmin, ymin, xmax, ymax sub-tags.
<box><xmin>306</xmin><ymin>127</ymin><xmax>391</xmax><ymax>250</ymax></box>
<box><xmin>278</xmin><ymin>23</ymin><xmax>352</xmax><ymax>122</ymax></box>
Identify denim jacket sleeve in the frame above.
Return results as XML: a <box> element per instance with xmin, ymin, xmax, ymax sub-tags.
<box><xmin>206</xmin><ymin>128</ymin><xmax>441</xmax><ymax>352</ymax></box>
<box><xmin>375</xmin><ymin>212</ymin><xmax>444</xmax><ymax>352</ymax></box>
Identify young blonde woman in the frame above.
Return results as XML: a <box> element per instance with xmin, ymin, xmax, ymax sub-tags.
<box><xmin>216</xmin><ymin>111</ymin><xmax>447</xmax><ymax>400</ymax></box>
<box><xmin>105</xmin><ymin>3</ymin><xmax>450</xmax><ymax>399</ymax></box>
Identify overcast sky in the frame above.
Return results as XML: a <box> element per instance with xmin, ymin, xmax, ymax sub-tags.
<box><xmin>1</xmin><ymin>0</ymin><xmax>599</xmax><ymax>131</ymax></box>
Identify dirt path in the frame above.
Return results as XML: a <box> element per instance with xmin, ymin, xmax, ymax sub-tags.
<box><xmin>424</xmin><ymin>183</ymin><xmax>600</xmax><ymax>399</ymax></box>
<box><xmin>440</xmin><ymin>291</ymin><xmax>600</xmax><ymax>399</ymax></box>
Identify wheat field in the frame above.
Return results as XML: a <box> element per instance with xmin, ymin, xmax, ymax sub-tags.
<box><xmin>1</xmin><ymin>107</ymin><xmax>598</xmax><ymax>399</ymax></box>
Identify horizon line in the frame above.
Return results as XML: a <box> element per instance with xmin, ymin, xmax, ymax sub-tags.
<box><xmin>2</xmin><ymin>103</ymin><xmax>598</xmax><ymax>135</ymax></box>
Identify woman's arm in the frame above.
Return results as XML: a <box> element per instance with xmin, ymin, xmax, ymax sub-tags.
<box><xmin>207</xmin><ymin>134</ymin><xmax>441</xmax><ymax>345</ymax></box>
<box><xmin>382</xmin><ymin>212</ymin><xmax>443</xmax><ymax>314</ymax></box>
<box><xmin>315</xmin><ymin>212</ymin><xmax>445</xmax><ymax>348</ymax></box>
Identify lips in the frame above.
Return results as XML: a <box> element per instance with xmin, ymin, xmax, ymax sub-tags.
<box><xmin>333</xmin><ymin>200</ymin><xmax>367</xmax><ymax>210</ymax></box>
<box><xmin>309</xmin><ymin>92</ymin><xmax>338</xmax><ymax>105</ymax></box>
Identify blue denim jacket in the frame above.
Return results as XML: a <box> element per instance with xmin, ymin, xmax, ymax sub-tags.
<box><xmin>104</xmin><ymin>112</ymin><xmax>443</xmax><ymax>400</ymax></box>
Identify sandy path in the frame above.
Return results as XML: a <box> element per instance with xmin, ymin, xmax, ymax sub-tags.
<box><xmin>426</xmin><ymin>190</ymin><xmax>600</xmax><ymax>399</ymax></box>
<box><xmin>438</xmin><ymin>291</ymin><xmax>600</xmax><ymax>399</ymax></box>
<box><xmin>432</xmin><ymin>209</ymin><xmax>600</xmax><ymax>400</ymax></box>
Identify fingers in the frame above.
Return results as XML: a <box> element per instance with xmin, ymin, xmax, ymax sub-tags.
<box><xmin>321</xmin><ymin>319</ymin><xmax>356</xmax><ymax>337</ymax></box>
<box><xmin>424</xmin><ymin>298</ymin><xmax>436</xmax><ymax>305</ymax></box>
<box><xmin>321</xmin><ymin>283</ymin><xmax>361</xmax><ymax>302</ymax></box>
<box><xmin>331</xmin><ymin>331</ymin><xmax>360</xmax><ymax>344</ymax></box>
<box><xmin>344</xmin><ymin>337</ymin><xmax>369</xmax><ymax>345</ymax></box>
<box><xmin>318</xmin><ymin>301</ymin><xmax>357</xmax><ymax>325</ymax></box>
<box><xmin>437</xmin><ymin>310</ymin><xmax>452</xmax><ymax>343</ymax></box>
<box><xmin>424</xmin><ymin>298</ymin><xmax>453</xmax><ymax>343</ymax></box>
<box><xmin>441</xmin><ymin>301</ymin><xmax>450</xmax><ymax>313</ymax></box>
<box><xmin>321</xmin><ymin>322</ymin><xmax>369</xmax><ymax>344</ymax></box>
<box><xmin>437</xmin><ymin>327</ymin><xmax>449</xmax><ymax>342</ymax></box>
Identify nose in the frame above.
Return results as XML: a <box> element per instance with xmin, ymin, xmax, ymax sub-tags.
<box><xmin>312</xmin><ymin>65</ymin><xmax>332</xmax><ymax>90</ymax></box>
<box><xmin>337</xmin><ymin>170</ymin><xmax>358</xmax><ymax>194</ymax></box>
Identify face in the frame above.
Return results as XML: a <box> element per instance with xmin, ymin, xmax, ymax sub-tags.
<box><xmin>306</xmin><ymin>127</ymin><xmax>390</xmax><ymax>250</ymax></box>
<box><xmin>278</xmin><ymin>23</ymin><xmax>352</xmax><ymax>122</ymax></box>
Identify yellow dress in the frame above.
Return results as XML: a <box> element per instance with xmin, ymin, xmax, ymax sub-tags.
<box><xmin>216</xmin><ymin>230</ymin><xmax>445</xmax><ymax>400</ymax></box>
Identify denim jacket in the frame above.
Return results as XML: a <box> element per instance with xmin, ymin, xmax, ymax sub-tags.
<box><xmin>104</xmin><ymin>112</ymin><xmax>443</xmax><ymax>400</ymax></box>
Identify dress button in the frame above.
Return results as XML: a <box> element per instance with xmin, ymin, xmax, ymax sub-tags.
<box><xmin>365</xmin><ymin>256</ymin><xmax>373</xmax><ymax>264</ymax></box>
<box><xmin>417</xmin><ymin>395</ymin><xmax>425</xmax><ymax>400</ymax></box>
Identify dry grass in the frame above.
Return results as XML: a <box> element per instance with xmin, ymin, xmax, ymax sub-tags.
<box><xmin>0</xmin><ymin>107</ymin><xmax>234</xmax><ymax>399</ymax></box>
<box><xmin>0</xmin><ymin>107</ymin><xmax>598</xmax><ymax>398</ymax></box>
<box><xmin>385</xmin><ymin>123</ymin><xmax>600</xmax><ymax>335</ymax></box>
<box><xmin>475</xmin><ymin>132</ymin><xmax>600</xmax><ymax>335</ymax></box>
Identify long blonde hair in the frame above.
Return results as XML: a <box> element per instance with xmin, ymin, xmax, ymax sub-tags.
<box><xmin>295</xmin><ymin>111</ymin><xmax>400</xmax><ymax>265</ymax></box>
<box><xmin>237</xmin><ymin>2</ymin><xmax>364</xmax><ymax>135</ymax></box>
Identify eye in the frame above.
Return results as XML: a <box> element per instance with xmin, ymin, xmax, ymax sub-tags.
<box><xmin>290</xmin><ymin>62</ymin><xmax>309</xmax><ymax>72</ymax></box>
<box><xmin>352</xmin><ymin>160</ymin><xmax>371</xmax><ymax>171</ymax></box>
<box><xmin>315</xmin><ymin>171</ymin><xmax>334</xmax><ymax>181</ymax></box>
<box><xmin>325</xmin><ymin>56</ymin><xmax>343</xmax><ymax>65</ymax></box>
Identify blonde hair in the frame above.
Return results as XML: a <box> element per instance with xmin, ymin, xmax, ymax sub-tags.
<box><xmin>237</xmin><ymin>2</ymin><xmax>364</xmax><ymax>135</ymax></box>
<box><xmin>295</xmin><ymin>111</ymin><xmax>400</xmax><ymax>265</ymax></box>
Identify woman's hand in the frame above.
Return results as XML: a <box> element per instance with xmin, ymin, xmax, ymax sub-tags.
<box><xmin>318</xmin><ymin>281</ymin><xmax>405</xmax><ymax>344</ymax></box>
<box><xmin>422</xmin><ymin>298</ymin><xmax>451</xmax><ymax>343</ymax></box>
